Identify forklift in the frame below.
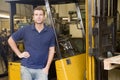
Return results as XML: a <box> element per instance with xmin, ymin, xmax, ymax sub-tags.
<box><xmin>4</xmin><ymin>0</ymin><xmax>119</xmax><ymax>80</ymax></box>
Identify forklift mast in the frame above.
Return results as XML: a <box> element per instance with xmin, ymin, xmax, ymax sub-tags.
<box><xmin>86</xmin><ymin>0</ymin><xmax>118</xmax><ymax>80</ymax></box>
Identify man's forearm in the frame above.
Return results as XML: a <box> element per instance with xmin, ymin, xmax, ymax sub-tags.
<box><xmin>45</xmin><ymin>47</ymin><xmax>55</xmax><ymax>70</ymax></box>
<box><xmin>8</xmin><ymin>37</ymin><xmax>21</xmax><ymax>57</ymax></box>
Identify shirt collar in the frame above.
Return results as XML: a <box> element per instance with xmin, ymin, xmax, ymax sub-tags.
<box><xmin>31</xmin><ymin>23</ymin><xmax>48</xmax><ymax>32</ymax></box>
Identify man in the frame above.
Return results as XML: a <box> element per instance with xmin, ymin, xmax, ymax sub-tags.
<box><xmin>8</xmin><ymin>6</ymin><xmax>55</xmax><ymax>80</ymax></box>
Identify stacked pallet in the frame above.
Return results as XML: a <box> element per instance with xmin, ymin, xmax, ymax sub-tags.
<box><xmin>104</xmin><ymin>55</ymin><xmax>120</xmax><ymax>70</ymax></box>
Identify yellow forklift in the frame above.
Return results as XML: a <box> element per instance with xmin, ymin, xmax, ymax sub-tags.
<box><xmin>5</xmin><ymin>0</ymin><xmax>119</xmax><ymax>80</ymax></box>
<box><xmin>6</xmin><ymin>0</ymin><xmax>86</xmax><ymax>80</ymax></box>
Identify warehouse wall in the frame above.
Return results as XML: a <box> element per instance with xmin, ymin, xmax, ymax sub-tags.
<box><xmin>0</xmin><ymin>0</ymin><xmax>9</xmax><ymax>12</ymax></box>
<box><xmin>53</xmin><ymin>3</ymin><xmax>85</xmax><ymax>17</ymax></box>
<box><xmin>16</xmin><ymin>4</ymin><xmax>33</xmax><ymax>18</ymax></box>
<box><xmin>0</xmin><ymin>0</ymin><xmax>33</xmax><ymax>17</ymax></box>
<box><xmin>54</xmin><ymin>3</ymin><xmax>76</xmax><ymax>17</ymax></box>
<box><xmin>0</xmin><ymin>0</ymin><xmax>33</xmax><ymax>31</ymax></box>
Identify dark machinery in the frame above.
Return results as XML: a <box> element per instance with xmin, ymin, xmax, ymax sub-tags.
<box><xmin>58</xmin><ymin>35</ymin><xmax>75</xmax><ymax>57</ymax></box>
<box><xmin>0</xmin><ymin>29</ymin><xmax>9</xmax><ymax>77</ymax></box>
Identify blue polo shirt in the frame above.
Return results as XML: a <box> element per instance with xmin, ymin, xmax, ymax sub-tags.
<box><xmin>12</xmin><ymin>24</ymin><xmax>55</xmax><ymax>69</ymax></box>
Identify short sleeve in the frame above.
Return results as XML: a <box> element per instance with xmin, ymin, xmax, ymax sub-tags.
<box><xmin>12</xmin><ymin>27</ymin><xmax>25</xmax><ymax>42</ymax></box>
<box><xmin>49</xmin><ymin>28</ymin><xmax>56</xmax><ymax>47</ymax></box>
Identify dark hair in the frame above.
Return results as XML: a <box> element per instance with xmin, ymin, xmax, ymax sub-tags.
<box><xmin>33</xmin><ymin>6</ymin><xmax>45</xmax><ymax>15</ymax></box>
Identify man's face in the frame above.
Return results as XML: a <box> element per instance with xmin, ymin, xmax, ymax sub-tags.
<box><xmin>33</xmin><ymin>10</ymin><xmax>45</xmax><ymax>24</ymax></box>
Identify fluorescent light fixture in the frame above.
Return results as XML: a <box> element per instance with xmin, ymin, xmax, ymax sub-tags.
<box><xmin>62</xmin><ymin>17</ymin><xmax>78</xmax><ymax>21</ymax></box>
<box><xmin>0</xmin><ymin>14</ymin><xmax>10</xmax><ymax>18</ymax></box>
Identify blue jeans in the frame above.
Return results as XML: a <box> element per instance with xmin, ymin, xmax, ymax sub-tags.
<box><xmin>21</xmin><ymin>66</ymin><xmax>48</xmax><ymax>80</ymax></box>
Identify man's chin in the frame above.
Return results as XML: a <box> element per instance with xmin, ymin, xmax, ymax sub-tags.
<box><xmin>36</xmin><ymin>22</ymin><xmax>43</xmax><ymax>24</ymax></box>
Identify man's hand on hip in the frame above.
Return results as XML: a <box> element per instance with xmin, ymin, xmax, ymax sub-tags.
<box><xmin>18</xmin><ymin>51</ymin><xmax>30</xmax><ymax>58</ymax></box>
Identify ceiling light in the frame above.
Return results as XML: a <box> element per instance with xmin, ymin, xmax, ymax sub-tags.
<box><xmin>0</xmin><ymin>14</ymin><xmax>10</xmax><ymax>18</ymax></box>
